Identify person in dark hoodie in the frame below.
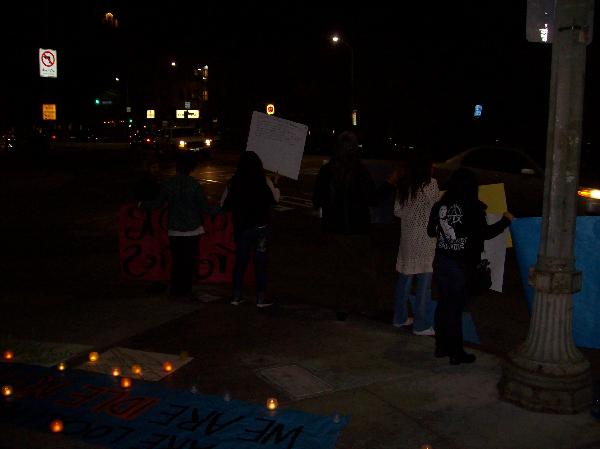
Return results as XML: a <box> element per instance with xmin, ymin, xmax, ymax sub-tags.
<box><xmin>427</xmin><ymin>167</ymin><xmax>513</xmax><ymax>365</ymax></box>
<box><xmin>312</xmin><ymin>131</ymin><xmax>378</xmax><ymax>320</ymax></box>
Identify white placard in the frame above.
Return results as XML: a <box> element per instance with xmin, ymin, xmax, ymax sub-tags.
<box><xmin>484</xmin><ymin>213</ymin><xmax>509</xmax><ymax>293</ymax></box>
<box><xmin>39</xmin><ymin>48</ymin><xmax>57</xmax><ymax>78</ymax></box>
<box><xmin>246</xmin><ymin>111</ymin><xmax>308</xmax><ymax>180</ymax></box>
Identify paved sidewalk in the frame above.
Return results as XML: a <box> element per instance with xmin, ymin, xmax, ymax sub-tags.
<box><xmin>3</xmin><ymin>297</ymin><xmax>600</xmax><ymax>449</ymax></box>
<box><xmin>2</xmin><ymin>148</ymin><xmax>599</xmax><ymax>448</ymax></box>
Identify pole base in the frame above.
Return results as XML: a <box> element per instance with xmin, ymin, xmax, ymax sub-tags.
<box><xmin>499</xmin><ymin>357</ymin><xmax>592</xmax><ymax>414</ymax></box>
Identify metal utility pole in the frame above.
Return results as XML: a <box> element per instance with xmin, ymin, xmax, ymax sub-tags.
<box><xmin>499</xmin><ymin>0</ymin><xmax>595</xmax><ymax>413</ymax></box>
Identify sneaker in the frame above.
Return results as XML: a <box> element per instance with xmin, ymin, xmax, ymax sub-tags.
<box><xmin>256</xmin><ymin>301</ymin><xmax>274</xmax><ymax>308</ymax></box>
<box><xmin>413</xmin><ymin>327</ymin><xmax>435</xmax><ymax>336</ymax></box>
<box><xmin>393</xmin><ymin>317</ymin><xmax>414</xmax><ymax>328</ymax></box>
<box><xmin>230</xmin><ymin>297</ymin><xmax>246</xmax><ymax>306</ymax></box>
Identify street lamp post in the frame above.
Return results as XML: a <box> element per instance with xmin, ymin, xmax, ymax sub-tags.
<box><xmin>499</xmin><ymin>0</ymin><xmax>594</xmax><ymax>413</ymax></box>
<box><xmin>331</xmin><ymin>35</ymin><xmax>355</xmax><ymax>126</ymax></box>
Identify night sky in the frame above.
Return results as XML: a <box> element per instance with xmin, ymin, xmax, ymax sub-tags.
<box><xmin>2</xmin><ymin>1</ymin><xmax>598</xmax><ymax>159</ymax></box>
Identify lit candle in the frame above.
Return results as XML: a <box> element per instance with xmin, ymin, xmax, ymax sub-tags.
<box><xmin>1</xmin><ymin>385</ymin><xmax>12</xmax><ymax>397</ymax></box>
<box><xmin>2</xmin><ymin>350</ymin><xmax>14</xmax><ymax>361</ymax></box>
<box><xmin>162</xmin><ymin>361</ymin><xmax>173</xmax><ymax>373</ymax></box>
<box><xmin>112</xmin><ymin>367</ymin><xmax>121</xmax><ymax>377</ymax></box>
<box><xmin>88</xmin><ymin>352</ymin><xmax>99</xmax><ymax>363</ymax></box>
<box><xmin>266</xmin><ymin>398</ymin><xmax>278</xmax><ymax>411</ymax></box>
<box><xmin>131</xmin><ymin>364</ymin><xmax>142</xmax><ymax>376</ymax></box>
<box><xmin>50</xmin><ymin>419</ymin><xmax>64</xmax><ymax>433</ymax></box>
<box><xmin>120</xmin><ymin>377</ymin><xmax>132</xmax><ymax>389</ymax></box>
<box><xmin>57</xmin><ymin>362</ymin><xmax>66</xmax><ymax>371</ymax></box>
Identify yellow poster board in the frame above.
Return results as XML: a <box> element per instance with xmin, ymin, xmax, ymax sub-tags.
<box><xmin>479</xmin><ymin>183</ymin><xmax>512</xmax><ymax>247</ymax></box>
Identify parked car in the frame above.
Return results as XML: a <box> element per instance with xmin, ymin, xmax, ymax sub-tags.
<box><xmin>156</xmin><ymin>127</ymin><xmax>214</xmax><ymax>154</ymax></box>
<box><xmin>434</xmin><ymin>145</ymin><xmax>599</xmax><ymax>217</ymax></box>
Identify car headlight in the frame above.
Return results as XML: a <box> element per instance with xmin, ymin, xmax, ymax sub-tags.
<box><xmin>204</xmin><ymin>138</ymin><xmax>212</xmax><ymax>147</ymax></box>
<box><xmin>178</xmin><ymin>140</ymin><xmax>186</xmax><ymax>149</ymax></box>
<box><xmin>577</xmin><ymin>188</ymin><xmax>600</xmax><ymax>200</ymax></box>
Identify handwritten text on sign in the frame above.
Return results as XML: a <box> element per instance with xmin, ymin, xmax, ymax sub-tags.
<box><xmin>246</xmin><ymin>111</ymin><xmax>308</xmax><ymax>181</ymax></box>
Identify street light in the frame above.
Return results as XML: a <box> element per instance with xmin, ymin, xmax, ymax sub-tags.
<box><xmin>331</xmin><ymin>34</ymin><xmax>355</xmax><ymax>126</ymax></box>
<box><xmin>171</xmin><ymin>61</ymin><xmax>177</xmax><ymax>67</ymax></box>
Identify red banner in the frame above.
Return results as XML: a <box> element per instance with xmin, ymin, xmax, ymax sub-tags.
<box><xmin>118</xmin><ymin>204</ymin><xmax>252</xmax><ymax>284</ymax></box>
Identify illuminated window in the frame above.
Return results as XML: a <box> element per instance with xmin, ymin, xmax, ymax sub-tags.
<box><xmin>202</xmin><ymin>65</ymin><xmax>208</xmax><ymax>80</ymax></box>
<box><xmin>202</xmin><ymin>90</ymin><xmax>208</xmax><ymax>101</ymax></box>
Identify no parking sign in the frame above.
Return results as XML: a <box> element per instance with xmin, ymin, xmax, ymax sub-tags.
<box><xmin>39</xmin><ymin>48</ymin><xmax>57</xmax><ymax>78</ymax></box>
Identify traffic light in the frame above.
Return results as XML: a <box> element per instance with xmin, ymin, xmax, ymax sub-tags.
<box><xmin>128</xmin><ymin>118</ymin><xmax>133</xmax><ymax>124</ymax></box>
<box><xmin>94</xmin><ymin>98</ymin><xmax>100</xmax><ymax>105</ymax></box>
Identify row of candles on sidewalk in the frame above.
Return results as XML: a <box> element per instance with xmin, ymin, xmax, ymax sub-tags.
<box><xmin>1</xmin><ymin>348</ymin><xmax>281</xmax><ymax>434</ymax></box>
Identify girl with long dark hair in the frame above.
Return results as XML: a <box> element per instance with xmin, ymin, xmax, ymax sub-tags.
<box><xmin>427</xmin><ymin>167</ymin><xmax>513</xmax><ymax>364</ymax></box>
<box><xmin>392</xmin><ymin>148</ymin><xmax>439</xmax><ymax>335</ymax></box>
<box><xmin>221</xmin><ymin>151</ymin><xmax>280</xmax><ymax>307</ymax></box>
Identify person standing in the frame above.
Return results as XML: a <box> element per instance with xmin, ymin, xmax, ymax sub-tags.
<box><xmin>312</xmin><ymin>131</ymin><xmax>377</xmax><ymax>320</ymax></box>
<box><xmin>392</xmin><ymin>149</ymin><xmax>439</xmax><ymax>335</ymax></box>
<box><xmin>427</xmin><ymin>167</ymin><xmax>513</xmax><ymax>365</ymax></box>
<box><xmin>141</xmin><ymin>152</ymin><xmax>208</xmax><ymax>300</ymax></box>
<box><xmin>221</xmin><ymin>151</ymin><xmax>280</xmax><ymax>308</ymax></box>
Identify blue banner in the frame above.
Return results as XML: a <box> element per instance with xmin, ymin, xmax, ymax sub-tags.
<box><xmin>0</xmin><ymin>363</ymin><xmax>348</xmax><ymax>449</ymax></box>
<box><xmin>511</xmin><ymin>217</ymin><xmax>600</xmax><ymax>349</ymax></box>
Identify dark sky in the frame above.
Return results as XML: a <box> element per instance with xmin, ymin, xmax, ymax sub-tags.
<box><xmin>2</xmin><ymin>1</ymin><xmax>598</xmax><ymax>156</ymax></box>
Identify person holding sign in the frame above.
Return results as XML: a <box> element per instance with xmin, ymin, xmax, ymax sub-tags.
<box><xmin>221</xmin><ymin>151</ymin><xmax>280</xmax><ymax>308</ymax></box>
<box><xmin>140</xmin><ymin>152</ymin><xmax>208</xmax><ymax>301</ymax></box>
<box><xmin>427</xmin><ymin>168</ymin><xmax>513</xmax><ymax>365</ymax></box>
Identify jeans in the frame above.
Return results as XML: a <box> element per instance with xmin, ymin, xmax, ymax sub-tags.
<box><xmin>393</xmin><ymin>272</ymin><xmax>435</xmax><ymax>331</ymax></box>
<box><xmin>232</xmin><ymin>225</ymin><xmax>268</xmax><ymax>302</ymax></box>
<box><xmin>433</xmin><ymin>253</ymin><xmax>468</xmax><ymax>356</ymax></box>
<box><xmin>169</xmin><ymin>235</ymin><xmax>200</xmax><ymax>297</ymax></box>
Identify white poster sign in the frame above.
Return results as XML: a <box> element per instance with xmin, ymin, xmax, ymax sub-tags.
<box><xmin>39</xmin><ymin>48</ymin><xmax>57</xmax><ymax>78</ymax></box>
<box><xmin>246</xmin><ymin>111</ymin><xmax>308</xmax><ymax>180</ymax></box>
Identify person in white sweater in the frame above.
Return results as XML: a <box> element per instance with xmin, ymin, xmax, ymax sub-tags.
<box><xmin>392</xmin><ymin>149</ymin><xmax>439</xmax><ymax>335</ymax></box>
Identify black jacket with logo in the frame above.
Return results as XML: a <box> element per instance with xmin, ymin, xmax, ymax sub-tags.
<box><xmin>427</xmin><ymin>198</ymin><xmax>510</xmax><ymax>266</ymax></box>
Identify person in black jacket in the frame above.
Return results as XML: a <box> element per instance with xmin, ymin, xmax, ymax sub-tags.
<box><xmin>427</xmin><ymin>167</ymin><xmax>513</xmax><ymax>365</ymax></box>
<box><xmin>221</xmin><ymin>151</ymin><xmax>280</xmax><ymax>307</ymax></box>
<box><xmin>312</xmin><ymin>131</ymin><xmax>379</xmax><ymax>320</ymax></box>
